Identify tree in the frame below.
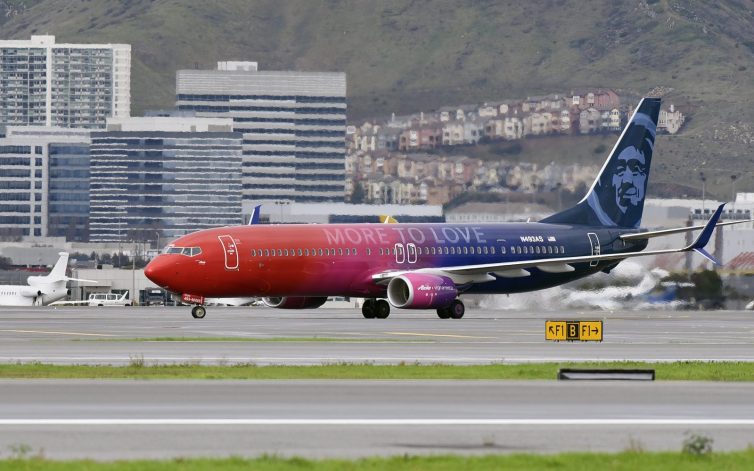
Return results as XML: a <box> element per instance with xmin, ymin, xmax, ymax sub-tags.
<box><xmin>350</xmin><ymin>181</ymin><xmax>366</xmax><ymax>204</ymax></box>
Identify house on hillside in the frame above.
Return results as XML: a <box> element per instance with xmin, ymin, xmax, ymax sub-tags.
<box><xmin>658</xmin><ymin>104</ymin><xmax>685</xmax><ymax>134</ymax></box>
<box><xmin>579</xmin><ymin>108</ymin><xmax>601</xmax><ymax>134</ymax></box>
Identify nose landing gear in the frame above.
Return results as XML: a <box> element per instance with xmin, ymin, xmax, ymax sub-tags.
<box><xmin>191</xmin><ymin>305</ymin><xmax>206</xmax><ymax>319</ymax></box>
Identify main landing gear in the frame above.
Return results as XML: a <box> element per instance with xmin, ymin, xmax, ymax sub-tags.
<box><xmin>362</xmin><ymin>299</ymin><xmax>390</xmax><ymax>319</ymax></box>
<box><xmin>191</xmin><ymin>305</ymin><xmax>206</xmax><ymax>319</ymax></box>
<box><xmin>361</xmin><ymin>298</ymin><xmax>465</xmax><ymax>319</ymax></box>
<box><xmin>437</xmin><ymin>299</ymin><xmax>465</xmax><ymax>319</ymax></box>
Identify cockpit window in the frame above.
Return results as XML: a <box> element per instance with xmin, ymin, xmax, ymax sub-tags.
<box><xmin>164</xmin><ymin>245</ymin><xmax>202</xmax><ymax>257</ymax></box>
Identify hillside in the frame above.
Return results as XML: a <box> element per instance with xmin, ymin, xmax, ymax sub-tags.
<box><xmin>1</xmin><ymin>0</ymin><xmax>752</xmax><ymax>196</ymax></box>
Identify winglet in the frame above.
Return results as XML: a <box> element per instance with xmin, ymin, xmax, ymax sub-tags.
<box><xmin>685</xmin><ymin>203</ymin><xmax>725</xmax><ymax>265</ymax></box>
<box><xmin>249</xmin><ymin>205</ymin><xmax>262</xmax><ymax>225</ymax></box>
<box><xmin>687</xmin><ymin>203</ymin><xmax>725</xmax><ymax>250</ymax></box>
<box><xmin>694</xmin><ymin>247</ymin><xmax>722</xmax><ymax>266</ymax></box>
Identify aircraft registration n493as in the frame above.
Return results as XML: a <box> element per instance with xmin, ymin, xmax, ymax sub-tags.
<box><xmin>145</xmin><ymin>97</ymin><xmax>744</xmax><ymax>319</ymax></box>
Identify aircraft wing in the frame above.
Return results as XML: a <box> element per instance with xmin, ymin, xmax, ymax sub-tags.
<box><xmin>373</xmin><ymin>204</ymin><xmax>725</xmax><ymax>284</ymax></box>
<box><xmin>620</xmin><ymin>218</ymin><xmax>753</xmax><ymax>241</ymax></box>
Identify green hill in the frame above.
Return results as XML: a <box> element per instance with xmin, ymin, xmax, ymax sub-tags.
<box><xmin>1</xmin><ymin>0</ymin><xmax>753</xmax><ymax>196</ymax></box>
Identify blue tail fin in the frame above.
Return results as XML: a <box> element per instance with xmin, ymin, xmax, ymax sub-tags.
<box><xmin>541</xmin><ymin>97</ymin><xmax>662</xmax><ymax>228</ymax></box>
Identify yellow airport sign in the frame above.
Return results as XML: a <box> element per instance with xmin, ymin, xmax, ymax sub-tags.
<box><xmin>546</xmin><ymin>320</ymin><xmax>603</xmax><ymax>342</ymax></box>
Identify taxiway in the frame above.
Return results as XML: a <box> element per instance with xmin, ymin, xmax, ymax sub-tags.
<box><xmin>0</xmin><ymin>306</ymin><xmax>752</xmax><ymax>365</ymax></box>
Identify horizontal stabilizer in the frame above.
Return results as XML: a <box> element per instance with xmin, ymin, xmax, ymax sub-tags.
<box><xmin>64</xmin><ymin>277</ymin><xmax>98</xmax><ymax>284</ymax></box>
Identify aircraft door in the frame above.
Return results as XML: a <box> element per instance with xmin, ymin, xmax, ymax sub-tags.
<box><xmin>587</xmin><ymin>232</ymin><xmax>600</xmax><ymax>267</ymax></box>
<box><xmin>218</xmin><ymin>235</ymin><xmax>239</xmax><ymax>270</ymax></box>
<box><xmin>394</xmin><ymin>243</ymin><xmax>405</xmax><ymax>264</ymax></box>
<box><xmin>406</xmin><ymin>243</ymin><xmax>418</xmax><ymax>264</ymax></box>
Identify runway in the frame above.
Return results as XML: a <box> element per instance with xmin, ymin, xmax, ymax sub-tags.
<box><xmin>1</xmin><ymin>379</ymin><xmax>753</xmax><ymax>459</ymax></box>
<box><xmin>1</xmin><ymin>306</ymin><xmax>753</xmax><ymax>459</ymax></box>
<box><xmin>0</xmin><ymin>306</ymin><xmax>752</xmax><ymax>365</ymax></box>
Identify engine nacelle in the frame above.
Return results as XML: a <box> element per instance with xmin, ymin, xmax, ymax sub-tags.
<box><xmin>19</xmin><ymin>286</ymin><xmax>41</xmax><ymax>298</ymax></box>
<box><xmin>262</xmin><ymin>296</ymin><xmax>328</xmax><ymax>309</ymax></box>
<box><xmin>387</xmin><ymin>274</ymin><xmax>457</xmax><ymax>309</ymax></box>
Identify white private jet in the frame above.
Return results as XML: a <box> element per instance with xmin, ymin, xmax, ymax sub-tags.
<box><xmin>0</xmin><ymin>252</ymin><xmax>95</xmax><ymax>306</ymax></box>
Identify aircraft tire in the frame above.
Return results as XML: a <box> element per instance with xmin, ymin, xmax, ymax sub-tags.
<box><xmin>191</xmin><ymin>305</ymin><xmax>207</xmax><ymax>319</ymax></box>
<box><xmin>449</xmin><ymin>300</ymin><xmax>465</xmax><ymax>319</ymax></box>
<box><xmin>375</xmin><ymin>299</ymin><xmax>390</xmax><ymax>319</ymax></box>
<box><xmin>362</xmin><ymin>299</ymin><xmax>376</xmax><ymax>319</ymax></box>
<box><xmin>436</xmin><ymin>307</ymin><xmax>451</xmax><ymax>319</ymax></box>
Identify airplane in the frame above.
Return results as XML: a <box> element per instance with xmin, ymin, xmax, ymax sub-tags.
<box><xmin>0</xmin><ymin>252</ymin><xmax>95</xmax><ymax>306</ymax></box>
<box><xmin>145</xmin><ymin>97</ymin><xmax>752</xmax><ymax>319</ymax></box>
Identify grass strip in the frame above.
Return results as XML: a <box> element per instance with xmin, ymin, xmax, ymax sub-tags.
<box><xmin>0</xmin><ymin>361</ymin><xmax>752</xmax><ymax>381</ymax></box>
<box><xmin>2</xmin><ymin>451</ymin><xmax>754</xmax><ymax>470</ymax></box>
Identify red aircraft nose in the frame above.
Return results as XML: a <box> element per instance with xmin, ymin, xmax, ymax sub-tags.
<box><xmin>144</xmin><ymin>256</ymin><xmax>172</xmax><ymax>289</ymax></box>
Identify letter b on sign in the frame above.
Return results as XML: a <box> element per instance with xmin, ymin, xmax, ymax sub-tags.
<box><xmin>566</xmin><ymin>322</ymin><xmax>579</xmax><ymax>340</ymax></box>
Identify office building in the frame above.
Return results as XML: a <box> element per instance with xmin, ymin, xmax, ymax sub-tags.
<box><xmin>175</xmin><ymin>62</ymin><xmax>346</xmax><ymax>211</ymax></box>
<box><xmin>88</xmin><ymin>117</ymin><xmax>243</xmax><ymax>243</ymax></box>
<box><xmin>0</xmin><ymin>35</ymin><xmax>130</xmax><ymax>129</ymax></box>
<box><xmin>0</xmin><ymin>126</ymin><xmax>91</xmax><ymax>239</ymax></box>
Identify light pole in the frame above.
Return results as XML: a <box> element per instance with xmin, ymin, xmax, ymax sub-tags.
<box><xmin>731</xmin><ymin>174</ymin><xmax>738</xmax><ymax>210</ymax></box>
<box><xmin>699</xmin><ymin>172</ymin><xmax>706</xmax><ymax>213</ymax></box>
<box><xmin>132</xmin><ymin>240</ymin><xmax>136</xmax><ymax>306</ymax></box>
<box><xmin>274</xmin><ymin>200</ymin><xmax>290</xmax><ymax>223</ymax></box>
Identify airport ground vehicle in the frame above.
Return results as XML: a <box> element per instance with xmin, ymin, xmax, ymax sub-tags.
<box><xmin>87</xmin><ymin>292</ymin><xmax>131</xmax><ymax>307</ymax></box>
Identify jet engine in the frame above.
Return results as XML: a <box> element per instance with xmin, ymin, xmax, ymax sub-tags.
<box><xmin>262</xmin><ymin>296</ymin><xmax>328</xmax><ymax>309</ymax></box>
<box><xmin>19</xmin><ymin>286</ymin><xmax>42</xmax><ymax>298</ymax></box>
<box><xmin>387</xmin><ymin>274</ymin><xmax>457</xmax><ymax>309</ymax></box>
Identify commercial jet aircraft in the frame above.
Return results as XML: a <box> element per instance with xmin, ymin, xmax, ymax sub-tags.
<box><xmin>0</xmin><ymin>252</ymin><xmax>93</xmax><ymax>306</ymax></box>
<box><xmin>145</xmin><ymin>97</ymin><xmax>747</xmax><ymax>319</ymax></box>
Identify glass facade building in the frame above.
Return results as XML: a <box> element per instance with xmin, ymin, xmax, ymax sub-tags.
<box><xmin>0</xmin><ymin>127</ymin><xmax>92</xmax><ymax>240</ymax></box>
<box><xmin>48</xmin><ymin>143</ymin><xmax>91</xmax><ymax>241</ymax></box>
<box><xmin>0</xmin><ymin>142</ymin><xmax>44</xmax><ymax>238</ymax></box>
<box><xmin>0</xmin><ymin>35</ymin><xmax>130</xmax><ymax>129</ymax></box>
<box><xmin>175</xmin><ymin>64</ymin><xmax>346</xmax><ymax>207</ymax></box>
<box><xmin>88</xmin><ymin>122</ymin><xmax>243</xmax><ymax>243</ymax></box>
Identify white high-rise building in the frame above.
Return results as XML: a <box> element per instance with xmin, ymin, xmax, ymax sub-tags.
<box><xmin>176</xmin><ymin>62</ymin><xmax>346</xmax><ymax>210</ymax></box>
<box><xmin>0</xmin><ymin>35</ymin><xmax>130</xmax><ymax>129</ymax></box>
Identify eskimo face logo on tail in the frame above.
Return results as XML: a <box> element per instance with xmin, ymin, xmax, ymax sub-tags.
<box><xmin>587</xmin><ymin>107</ymin><xmax>657</xmax><ymax>228</ymax></box>
<box><xmin>612</xmin><ymin>145</ymin><xmax>648</xmax><ymax>213</ymax></box>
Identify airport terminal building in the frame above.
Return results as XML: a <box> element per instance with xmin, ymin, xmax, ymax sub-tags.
<box><xmin>176</xmin><ymin>62</ymin><xmax>347</xmax><ymax>210</ymax></box>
